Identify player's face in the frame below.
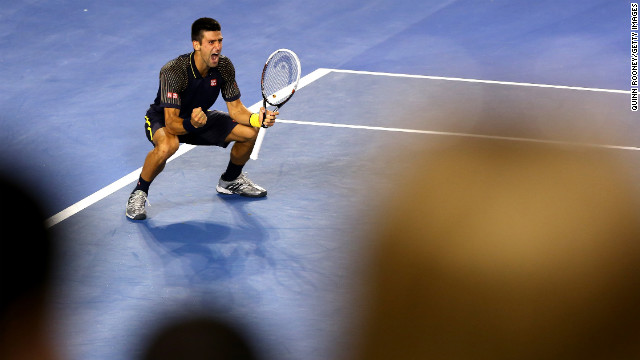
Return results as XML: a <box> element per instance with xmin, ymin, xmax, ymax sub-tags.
<box><xmin>194</xmin><ymin>31</ymin><xmax>223</xmax><ymax>68</ymax></box>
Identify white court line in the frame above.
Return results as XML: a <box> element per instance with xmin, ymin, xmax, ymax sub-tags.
<box><xmin>276</xmin><ymin>119</ymin><xmax>640</xmax><ymax>152</ymax></box>
<box><xmin>249</xmin><ymin>68</ymin><xmax>332</xmax><ymax>160</ymax></box>
<box><xmin>45</xmin><ymin>68</ymin><xmax>629</xmax><ymax>227</ymax></box>
<box><xmin>45</xmin><ymin>144</ymin><xmax>195</xmax><ymax>228</ymax></box>
<box><xmin>327</xmin><ymin>68</ymin><xmax>631</xmax><ymax>94</ymax></box>
<box><xmin>249</xmin><ymin>68</ymin><xmax>630</xmax><ymax>160</ymax></box>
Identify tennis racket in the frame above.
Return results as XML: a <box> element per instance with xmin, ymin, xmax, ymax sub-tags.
<box><xmin>260</xmin><ymin>48</ymin><xmax>301</xmax><ymax>125</ymax></box>
<box><xmin>251</xmin><ymin>49</ymin><xmax>301</xmax><ymax>160</ymax></box>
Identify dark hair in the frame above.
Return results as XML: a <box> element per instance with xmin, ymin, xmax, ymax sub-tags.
<box><xmin>191</xmin><ymin>17</ymin><xmax>221</xmax><ymax>42</ymax></box>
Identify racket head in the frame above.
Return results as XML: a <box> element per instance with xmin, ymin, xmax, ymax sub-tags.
<box><xmin>261</xmin><ymin>49</ymin><xmax>301</xmax><ymax>107</ymax></box>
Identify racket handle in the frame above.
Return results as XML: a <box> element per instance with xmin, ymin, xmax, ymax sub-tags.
<box><xmin>261</xmin><ymin>99</ymin><xmax>269</xmax><ymax>128</ymax></box>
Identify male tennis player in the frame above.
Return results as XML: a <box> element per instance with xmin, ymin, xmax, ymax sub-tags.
<box><xmin>126</xmin><ymin>17</ymin><xmax>277</xmax><ymax>220</ymax></box>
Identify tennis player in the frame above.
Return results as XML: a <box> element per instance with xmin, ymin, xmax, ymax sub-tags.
<box><xmin>126</xmin><ymin>17</ymin><xmax>277</xmax><ymax>220</ymax></box>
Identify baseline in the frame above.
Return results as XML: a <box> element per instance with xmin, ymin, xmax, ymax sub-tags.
<box><xmin>275</xmin><ymin>118</ymin><xmax>640</xmax><ymax>152</ymax></box>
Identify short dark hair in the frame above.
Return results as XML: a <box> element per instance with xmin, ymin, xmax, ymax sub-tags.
<box><xmin>191</xmin><ymin>17</ymin><xmax>221</xmax><ymax>42</ymax></box>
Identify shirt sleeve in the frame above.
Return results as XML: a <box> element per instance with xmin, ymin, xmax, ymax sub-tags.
<box><xmin>158</xmin><ymin>57</ymin><xmax>189</xmax><ymax>108</ymax></box>
<box><xmin>218</xmin><ymin>56</ymin><xmax>241</xmax><ymax>102</ymax></box>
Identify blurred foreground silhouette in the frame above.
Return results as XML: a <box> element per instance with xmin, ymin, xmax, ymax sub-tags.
<box><xmin>0</xmin><ymin>173</ymin><xmax>59</xmax><ymax>360</ymax></box>
<box><xmin>351</xmin><ymin>137</ymin><xmax>640</xmax><ymax>360</ymax></box>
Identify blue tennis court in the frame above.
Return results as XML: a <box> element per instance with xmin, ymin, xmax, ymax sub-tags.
<box><xmin>1</xmin><ymin>1</ymin><xmax>637</xmax><ymax>359</ymax></box>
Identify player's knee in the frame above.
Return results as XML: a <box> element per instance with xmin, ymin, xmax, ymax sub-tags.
<box><xmin>233</xmin><ymin>126</ymin><xmax>259</xmax><ymax>143</ymax></box>
<box><xmin>245</xmin><ymin>126</ymin><xmax>259</xmax><ymax>142</ymax></box>
<box><xmin>154</xmin><ymin>139</ymin><xmax>179</xmax><ymax>159</ymax></box>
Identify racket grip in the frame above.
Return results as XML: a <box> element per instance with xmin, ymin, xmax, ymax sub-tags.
<box><xmin>261</xmin><ymin>100</ymin><xmax>269</xmax><ymax>128</ymax></box>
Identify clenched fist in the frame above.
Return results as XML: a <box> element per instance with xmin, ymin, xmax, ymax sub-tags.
<box><xmin>190</xmin><ymin>107</ymin><xmax>207</xmax><ymax>128</ymax></box>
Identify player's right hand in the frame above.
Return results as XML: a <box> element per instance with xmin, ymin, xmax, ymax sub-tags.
<box><xmin>191</xmin><ymin>107</ymin><xmax>207</xmax><ymax>128</ymax></box>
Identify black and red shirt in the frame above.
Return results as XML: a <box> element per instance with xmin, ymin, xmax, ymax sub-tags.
<box><xmin>148</xmin><ymin>52</ymin><xmax>241</xmax><ymax>120</ymax></box>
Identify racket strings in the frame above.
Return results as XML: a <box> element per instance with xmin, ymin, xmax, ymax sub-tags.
<box><xmin>262</xmin><ymin>52</ymin><xmax>300</xmax><ymax>106</ymax></box>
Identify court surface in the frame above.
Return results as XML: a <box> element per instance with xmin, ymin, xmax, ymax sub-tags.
<box><xmin>1</xmin><ymin>1</ymin><xmax>637</xmax><ymax>359</ymax></box>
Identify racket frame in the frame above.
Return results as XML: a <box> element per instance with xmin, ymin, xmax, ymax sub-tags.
<box><xmin>260</xmin><ymin>48</ymin><xmax>301</xmax><ymax>128</ymax></box>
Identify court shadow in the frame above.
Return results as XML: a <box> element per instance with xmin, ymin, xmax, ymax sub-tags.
<box><xmin>135</xmin><ymin>194</ymin><xmax>316</xmax><ymax>300</ymax></box>
<box><xmin>137</xmin><ymin>221</ymin><xmax>237</xmax><ymax>283</ymax></box>
<box><xmin>216</xmin><ymin>194</ymin><xmax>332</xmax><ymax>295</ymax></box>
<box><xmin>136</xmin><ymin>196</ymin><xmax>273</xmax><ymax>286</ymax></box>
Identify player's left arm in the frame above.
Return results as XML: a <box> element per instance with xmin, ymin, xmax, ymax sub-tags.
<box><xmin>219</xmin><ymin>57</ymin><xmax>276</xmax><ymax>128</ymax></box>
<box><xmin>225</xmin><ymin>98</ymin><xmax>253</xmax><ymax>126</ymax></box>
<box><xmin>226</xmin><ymin>99</ymin><xmax>278</xmax><ymax>128</ymax></box>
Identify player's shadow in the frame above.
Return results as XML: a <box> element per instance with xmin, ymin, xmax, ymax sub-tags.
<box><xmin>136</xmin><ymin>195</ymin><xmax>273</xmax><ymax>286</ymax></box>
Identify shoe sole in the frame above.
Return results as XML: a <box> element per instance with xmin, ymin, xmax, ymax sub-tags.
<box><xmin>126</xmin><ymin>212</ymin><xmax>147</xmax><ymax>220</ymax></box>
<box><xmin>216</xmin><ymin>185</ymin><xmax>267</xmax><ymax>198</ymax></box>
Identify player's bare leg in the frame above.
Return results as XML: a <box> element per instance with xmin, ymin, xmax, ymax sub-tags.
<box><xmin>127</xmin><ymin>128</ymin><xmax>179</xmax><ymax>220</ymax></box>
<box><xmin>141</xmin><ymin>128</ymin><xmax>180</xmax><ymax>182</ymax></box>
<box><xmin>216</xmin><ymin>125</ymin><xmax>266</xmax><ymax>197</ymax></box>
<box><xmin>228</xmin><ymin>126</ymin><xmax>258</xmax><ymax>165</ymax></box>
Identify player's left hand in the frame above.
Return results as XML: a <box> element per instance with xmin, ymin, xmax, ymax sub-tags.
<box><xmin>260</xmin><ymin>107</ymin><xmax>278</xmax><ymax>128</ymax></box>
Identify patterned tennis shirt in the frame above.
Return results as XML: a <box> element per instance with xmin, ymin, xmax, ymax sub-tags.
<box><xmin>148</xmin><ymin>52</ymin><xmax>241</xmax><ymax>120</ymax></box>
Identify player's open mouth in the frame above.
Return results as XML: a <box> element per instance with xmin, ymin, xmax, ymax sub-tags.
<box><xmin>211</xmin><ymin>53</ymin><xmax>219</xmax><ymax>62</ymax></box>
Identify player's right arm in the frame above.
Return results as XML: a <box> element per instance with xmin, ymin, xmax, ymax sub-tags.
<box><xmin>159</xmin><ymin>56</ymin><xmax>207</xmax><ymax>135</ymax></box>
<box><xmin>164</xmin><ymin>107</ymin><xmax>207</xmax><ymax>135</ymax></box>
